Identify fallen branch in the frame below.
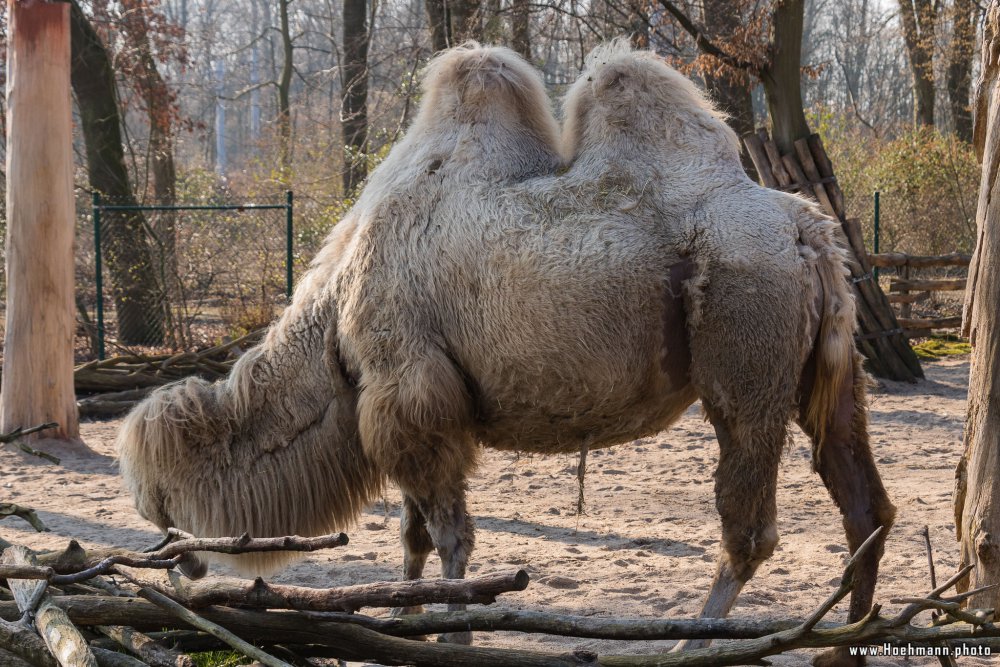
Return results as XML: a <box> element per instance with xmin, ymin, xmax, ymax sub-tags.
<box><xmin>0</xmin><ymin>503</ymin><xmax>48</xmax><ymax>532</ymax></box>
<box><xmin>115</xmin><ymin>567</ymin><xmax>530</xmax><ymax>612</ymax></box>
<box><xmin>95</xmin><ymin>625</ymin><xmax>195</xmax><ymax>667</ymax></box>
<box><xmin>32</xmin><ymin>532</ymin><xmax>349</xmax><ymax>576</ymax></box>
<box><xmin>90</xmin><ymin>646</ymin><xmax>151</xmax><ymax>667</ymax></box>
<box><xmin>0</xmin><ymin>617</ymin><xmax>58</xmax><ymax>667</ymax></box>
<box><xmin>0</xmin><ymin>422</ymin><xmax>59</xmax><ymax>444</ymax></box>
<box><xmin>2</xmin><ymin>545</ymin><xmax>98</xmax><ymax>667</ymax></box>
<box><xmin>0</xmin><ymin>423</ymin><xmax>61</xmax><ymax>463</ymax></box>
<box><xmin>136</xmin><ymin>587</ymin><xmax>292</xmax><ymax>667</ymax></box>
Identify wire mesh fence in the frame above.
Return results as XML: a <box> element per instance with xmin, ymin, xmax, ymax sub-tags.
<box><xmin>86</xmin><ymin>193</ymin><xmax>293</xmax><ymax>359</ymax></box>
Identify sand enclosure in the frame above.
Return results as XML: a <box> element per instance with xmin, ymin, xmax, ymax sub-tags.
<box><xmin>0</xmin><ymin>356</ymin><xmax>984</xmax><ymax>665</ymax></box>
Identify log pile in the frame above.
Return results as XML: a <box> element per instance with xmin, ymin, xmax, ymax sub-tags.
<box><xmin>3</xmin><ymin>520</ymin><xmax>1000</xmax><ymax>666</ymax></box>
<box><xmin>743</xmin><ymin>130</ymin><xmax>924</xmax><ymax>382</ymax></box>
<box><xmin>71</xmin><ymin>329</ymin><xmax>264</xmax><ymax>418</ymax></box>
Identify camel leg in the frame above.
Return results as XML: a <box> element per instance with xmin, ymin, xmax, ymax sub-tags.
<box><xmin>389</xmin><ymin>427</ymin><xmax>477</xmax><ymax>645</ymax></box>
<box><xmin>800</xmin><ymin>354</ymin><xmax>896</xmax><ymax>667</ymax></box>
<box><xmin>395</xmin><ymin>494</ymin><xmax>435</xmax><ymax>616</ymax></box>
<box><xmin>673</xmin><ymin>404</ymin><xmax>784</xmax><ymax>652</ymax></box>
<box><xmin>402</xmin><ymin>481</ymin><xmax>475</xmax><ymax>644</ymax></box>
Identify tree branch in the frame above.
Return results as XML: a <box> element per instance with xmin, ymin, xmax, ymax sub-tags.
<box><xmin>657</xmin><ymin>0</ymin><xmax>760</xmax><ymax>72</ymax></box>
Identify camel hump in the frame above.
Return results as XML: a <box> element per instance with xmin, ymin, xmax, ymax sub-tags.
<box><xmin>419</xmin><ymin>44</ymin><xmax>561</xmax><ymax>156</ymax></box>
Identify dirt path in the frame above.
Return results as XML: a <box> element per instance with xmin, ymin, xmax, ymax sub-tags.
<box><xmin>0</xmin><ymin>356</ymin><xmax>982</xmax><ymax>665</ymax></box>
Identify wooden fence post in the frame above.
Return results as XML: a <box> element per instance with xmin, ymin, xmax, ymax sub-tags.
<box><xmin>0</xmin><ymin>0</ymin><xmax>80</xmax><ymax>440</ymax></box>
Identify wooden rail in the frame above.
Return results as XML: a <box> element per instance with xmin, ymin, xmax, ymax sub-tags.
<box><xmin>865</xmin><ymin>253</ymin><xmax>970</xmax><ymax>337</ymax></box>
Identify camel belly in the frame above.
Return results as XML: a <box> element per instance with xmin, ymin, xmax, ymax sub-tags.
<box><xmin>462</xmin><ymin>258</ymin><xmax>697</xmax><ymax>455</ymax></box>
<box><xmin>475</xmin><ymin>383</ymin><xmax>698</xmax><ymax>454</ymax></box>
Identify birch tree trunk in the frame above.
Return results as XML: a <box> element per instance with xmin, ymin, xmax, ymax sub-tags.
<box><xmin>955</xmin><ymin>0</ymin><xmax>1000</xmax><ymax>607</ymax></box>
<box><xmin>1</xmin><ymin>0</ymin><xmax>79</xmax><ymax>440</ymax></box>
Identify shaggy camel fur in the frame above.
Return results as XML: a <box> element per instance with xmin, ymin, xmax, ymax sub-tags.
<box><xmin>118</xmin><ymin>43</ymin><xmax>894</xmax><ymax>664</ymax></box>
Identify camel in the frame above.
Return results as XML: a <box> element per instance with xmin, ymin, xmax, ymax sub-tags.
<box><xmin>117</xmin><ymin>42</ymin><xmax>895</xmax><ymax>666</ymax></box>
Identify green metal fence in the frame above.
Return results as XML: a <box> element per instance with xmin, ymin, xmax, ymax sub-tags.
<box><xmin>91</xmin><ymin>192</ymin><xmax>294</xmax><ymax>359</ymax></box>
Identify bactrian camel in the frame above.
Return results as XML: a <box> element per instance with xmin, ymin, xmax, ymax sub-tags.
<box><xmin>117</xmin><ymin>42</ymin><xmax>895</xmax><ymax>666</ymax></box>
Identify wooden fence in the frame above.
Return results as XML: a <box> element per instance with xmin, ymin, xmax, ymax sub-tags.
<box><xmin>865</xmin><ymin>252</ymin><xmax>971</xmax><ymax>337</ymax></box>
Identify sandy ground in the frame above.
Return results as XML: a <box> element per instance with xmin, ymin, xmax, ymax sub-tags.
<box><xmin>0</xmin><ymin>355</ymin><xmax>986</xmax><ymax>666</ymax></box>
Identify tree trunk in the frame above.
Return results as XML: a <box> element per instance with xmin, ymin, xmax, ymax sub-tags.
<box><xmin>955</xmin><ymin>0</ymin><xmax>1000</xmax><ymax>608</ymax></box>
<box><xmin>342</xmin><ymin>0</ymin><xmax>369</xmax><ymax>195</ymax></box>
<box><xmin>120</xmin><ymin>0</ymin><xmax>179</xmax><ymax>343</ymax></box>
<box><xmin>1</xmin><ymin>0</ymin><xmax>79</xmax><ymax>440</ymax></box>
<box><xmin>703</xmin><ymin>0</ymin><xmax>757</xmax><ymax>180</ymax></box>
<box><xmin>948</xmin><ymin>0</ymin><xmax>976</xmax><ymax>143</ymax></box>
<box><xmin>761</xmin><ymin>0</ymin><xmax>810</xmax><ymax>155</ymax></box>
<box><xmin>510</xmin><ymin>0</ymin><xmax>530</xmax><ymax>60</ymax></box>
<box><xmin>450</xmin><ymin>0</ymin><xmax>481</xmax><ymax>42</ymax></box>
<box><xmin>70</xmin><ymin>0</ymin><xmax>164</xmax><ymax>346</ymax></box>
<box><xmin>278</xmin><ymin>0</ymin><xmax>293</xmax><ymax>177</ymax></box>
<box><xmin>898</xmin><ymin>0</ymin><xmax>937</xmax><ymax>127</ymax></box>
<box><xmin>426</xmin><ymin>0</ymin><xmax>449</xmax><ymax>51</ymax></box>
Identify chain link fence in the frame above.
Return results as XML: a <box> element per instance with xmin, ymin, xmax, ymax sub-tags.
<box><xmin>85</xmin><ymin>193</ymin><xmax>293</xmax><ymax>359</ymax></box>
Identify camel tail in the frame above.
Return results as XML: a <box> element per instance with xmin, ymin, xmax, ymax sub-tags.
<box><xmin>796</xmin><ymin>203</ymin><xmax>857</xmax><ymax>461</ymax></box>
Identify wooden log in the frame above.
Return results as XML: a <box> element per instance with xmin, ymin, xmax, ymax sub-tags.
<box><xmin>136</xmin><ymin>588</ymin><xmax>293</xmax><ymax>667</ymax></box>
<box><xmin>867</xmin><ymin>252</ymin><xmax>972</xmax><ymax>268</ymax></box>
<box><xmin>115</xmin><ymin>568</ymin><xmax>530</xmax><ymax>613</ymax></box>
<box><xmin>890</xmin><ymin>278</ymin><xmax>968</xmax><ymax>292</ymax></box>
<box><xmin>741</xmin><ymin>134</ymin><xmax>777</xmax><ymax>188</ymax></box>
<box><xmin>807</xmin><ymin>134</ymin><xmax>847</xmax><ymax>217</ymax></box>
<box><xmin>1</xmin><ymin>546</ymin><xmax>97</xmax><ymax>667</ymax></box>
<box><xmin>792</xmin><ymin>138</ymin><xmax>837</xmax><ymax>217</ymax></box>
<box><xmin>0</xmin><ymin>595</ymin><xmax>825</xmax><ymax>641</ymax></box>
<box><xmin>780</xmin><ymin>153</ymin><xmax>810</xmax><ymax>193</ymax></box>
<box><xmin>0</xmin><ymin>646</ymin><xmax>34</xmax><ymax>667</ymax></box>
<box><xmin>761</xmin><ymin>135</ymin><xmax>793</xmax><ymax>188</ymax></box>
<box><xmin>887</xmin><ymin>292</ymin><xmax>930</xmax><ymax>304</ymax></box>
<box><xmin>95</xmin><ymin>625</ymin><xmax>194</xmax><ymax>667</ymax></box>
<box><xmin>897</xmin><ymin>317</ymin><xmax>964</xmax><ymax>330</ymax></box>
<box><xmin>0</xmin><ymin>617</ymin><xmax>59</xmax><ymax>667</ymax></box>
<box><xmin>91</xmin><ymin>631</ymin><xmax>222</xmax><ymax>656</ymax></box>
<box><xmin>91</xmin><ymin>647</ymin><xmax>151</xmax><ymax>667</ymax></box>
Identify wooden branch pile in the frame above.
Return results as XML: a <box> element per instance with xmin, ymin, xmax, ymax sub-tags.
<box><xmin>743</xmin><ymin>130</ymin><xmax>924</xmax><ymax>382</ymax></box>
<box><xmin>3</xmin><ymin>521</ymin><xmax>1000</xmax><ymax>666</ymax></box>
<box><xmin>70</xmin><ymin>329</ymin><xmax>265</xmax><ymax>418</ymax></box>
<box><xmin>868</xmin><ymin>252</ymin><xmax>972</xmax><ymax>337</ymax></box>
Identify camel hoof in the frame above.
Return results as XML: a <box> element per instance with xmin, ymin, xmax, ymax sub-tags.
<box><xmin>812</xmin><ymin>647</ymin><xmax>864</xmax><ymax>667</ymax></box>
<box><xmin>670</xmin><ymin>638</ymin><xmax>711</xmax><ymax>652</ymax></box>
<box><xmin>438</xmin><ymin>631</ymin><xmax>473</xmax><ymax>645</ymax></box>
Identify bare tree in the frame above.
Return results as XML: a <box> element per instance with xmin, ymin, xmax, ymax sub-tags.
<box><xmin>342</xmin><ymin>0</ymin><xmax>369</xmax><ymax>193</ymax></box>
<box><xmin>897</xmin><ymin>0</ymin><xmax>938</xmax><ymax>127</ymax></box>
<box><xmin>70</xmin><ymin>0</ymin><xmax>165</xmax><ymax>345</ymax></box>
<box><xmin>948</xmin><ymin>0</ymin><xmax>977</xmax><ymax>142</ymax></box>
<box><xmin>278</xmin><ymin>0</ymin><xmax>294</xmax><ymax>175</ymax></box>
<box><xmin>659</xmin><ymin>0</ymin><xmax>811</xmax><ymax>153</ymax></box>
